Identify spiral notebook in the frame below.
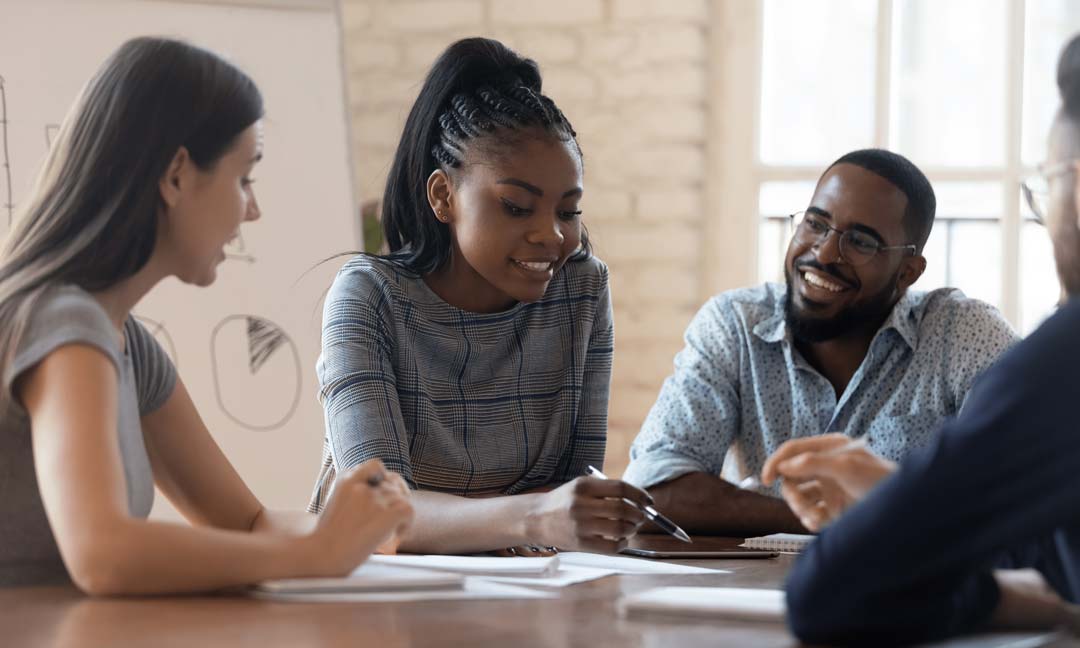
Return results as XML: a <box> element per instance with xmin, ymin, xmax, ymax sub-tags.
<box><xmin>739</xmin><ymin>533</ymin><xmax>815</xmax><ymax>553</ymax></box>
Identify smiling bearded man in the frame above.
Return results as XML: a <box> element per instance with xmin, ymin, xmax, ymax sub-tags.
<box><xmin>621</xmin><ymin>148</ymin><xmax>1019</xmax><ymax>537</ymax></box>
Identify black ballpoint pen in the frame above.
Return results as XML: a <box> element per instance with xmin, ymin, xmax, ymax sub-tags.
<box><xmin>586</xmin><ymin>465</ymin><xmax>692</xmax><ymax>543</ymax></box>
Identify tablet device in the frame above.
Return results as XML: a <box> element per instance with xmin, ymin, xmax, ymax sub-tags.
<box><xmin>620</xmin><ymin>548</ymin><xmax>779</xmax><ymax>559</ymax></box>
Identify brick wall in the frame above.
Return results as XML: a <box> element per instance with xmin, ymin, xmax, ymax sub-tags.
<box><xmin>341</xmin><ymin>0</ymin><xmax>711</xmax><ymax>476</ymax></box>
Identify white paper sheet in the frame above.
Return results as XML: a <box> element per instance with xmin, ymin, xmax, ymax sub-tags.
<box><xmin>254</xmin><ymin>561</ymin><xmax>465</xmax><ymax>594</ymax></box>
<box><xmin>250</xmin><ymin>578</ymin><xmax>555</xmax><ymax>603</ymax></box>
<box><xmin>557</xmin><ymin>552</ymin><xmax>729</xmax><ymax>575</ymax></box>
<box><xmin>474</xmin><ymin>552</ymin><xmax>729</xmax><ymax>588</ymax></box>
<box><xmin>620</xmin><ymin>587</ymin><xmax>785</xmax><ymax>621</ymax></box>
<box><xmin>479</xmin><ymin>565</ymin><xmax>617</xmax><ymax>588</ymax></box>
<box><xmin>367</xmin><ymin>554</ymin><xmax>559</xmax><ymax>576</ymax></box>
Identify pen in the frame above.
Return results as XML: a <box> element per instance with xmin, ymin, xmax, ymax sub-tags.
<box><xmin>586</xmin><ymin>465</ymin><xmax>692</xmax><ymax>544</ymax></box>
<box><xmin>739</xmin><ymin>436</ymin><xmax>870</xmax><ymax>490</ymax></box>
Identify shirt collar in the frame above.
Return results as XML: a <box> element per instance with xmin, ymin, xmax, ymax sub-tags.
<box><xmin>752</xmin><ymin>287</ymin><xmax>919</xmax><ymax>351</ymax></box>
<box><xmin>878</xmin><ymin>291</ymin><xmax>919</xmax><ymax>350</ymax></box>
<box><xmin>753</xmin><ymin>307</ymin><xmax>788</xmax><ymax>344</ymax></box>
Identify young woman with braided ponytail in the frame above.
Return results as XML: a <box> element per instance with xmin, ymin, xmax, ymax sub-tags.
<box><xmin>308</xmin><ymin>38</ymin><xmax>651</xmax><ymax>555</ymax></box>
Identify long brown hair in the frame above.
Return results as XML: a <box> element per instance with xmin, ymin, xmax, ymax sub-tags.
<box><xmin>0</xmin><ymin>37</ymin><xmax>263</xmax><ymax>413</ymax></box>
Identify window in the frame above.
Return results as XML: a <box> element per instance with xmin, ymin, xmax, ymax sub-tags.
<box><xmin>755</xmin><ymin>0</ymin><xmax>1080</xmax><ymax>333</ymax></box>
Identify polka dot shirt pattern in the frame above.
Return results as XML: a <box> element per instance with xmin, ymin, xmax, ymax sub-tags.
<box><xmin>622</xmin><ymin>283</ymin><xmax>1019</xmax><ymax>494</ymax></box>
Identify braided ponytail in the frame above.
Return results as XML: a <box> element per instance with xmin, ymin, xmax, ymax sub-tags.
<box><xmin>380</xmin><ymin>37</ymin><xmax>587</xmax><ymax>275</ymax></box>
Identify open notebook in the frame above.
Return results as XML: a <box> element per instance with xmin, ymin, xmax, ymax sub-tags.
<box><xmin>620</xmin><ymin>587</ymin><xmax>785</xmax><ymax>622</ymax></box>
<box><xmin>740</xmin><ymin>533</ymin><xmax>815</xmax><ymax>553</ymax></box>
<box><xmin>254</xmin><ymin>561</ymin><xmax>464</xmax><ymax>594</ymax></box>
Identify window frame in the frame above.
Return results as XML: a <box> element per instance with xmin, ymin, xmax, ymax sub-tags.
<box><xmin>707</xmin><ymin>0</ymin><xmax>1037</xmax><ymax>328</ymax></box>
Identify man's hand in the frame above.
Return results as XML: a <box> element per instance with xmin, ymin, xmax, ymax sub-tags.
<box><xmin>761</xmin><ymin>434</ymin><xmax>896</xmax><ymax>531</ymax></box>
<box><xmin>992</xmin><ymin>569</ymin><xmax>1080</xmax><ymax>635</ymax></box>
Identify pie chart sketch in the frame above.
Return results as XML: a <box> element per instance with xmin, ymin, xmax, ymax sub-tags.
<box><xmin>1</xmin><ymin>76</ymin><xmax>13</xmax><ymax>228</ymax></box>
<box><xmin>44</xmin><ymin>123</ymin><xmax>59</xmax><ymax>150</ymax></box>
<box><xmin>211</xmin><ymin>314</ymin><xmax>301</xmax><ymax>431</ymax></box>
<box><xmin>133</xmin><ymin>315</ymin><xmax>178</xmax><ymax>369</ymax></box>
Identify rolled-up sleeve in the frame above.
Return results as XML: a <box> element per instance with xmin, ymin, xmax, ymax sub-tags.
<box><xmin>622</xmin><ymin>297</ymin><xmax>742</xmax><ymax>487</ymax></box>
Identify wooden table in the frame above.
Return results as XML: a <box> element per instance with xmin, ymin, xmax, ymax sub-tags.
<box><xmin>0</xmin><ymin>536</ymin><xmax>1069</xmax><ymax>647</ymax></box>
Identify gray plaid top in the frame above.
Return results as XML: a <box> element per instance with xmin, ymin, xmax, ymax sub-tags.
<box><xmin>308</xmin><ymin>254</ymin><xmax>613</xmax><ymax>512</ymax></box>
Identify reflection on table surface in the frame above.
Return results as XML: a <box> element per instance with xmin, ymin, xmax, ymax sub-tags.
<box><xmin>0</xmin><ymin>535</ymin><xmax>1065</xmax><ymax>648</ymax></box>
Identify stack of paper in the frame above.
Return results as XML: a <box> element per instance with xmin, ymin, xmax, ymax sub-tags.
<box><xmin>367</xmin><ymin>554</ymin><xmax>559</xmax><ymax>577</ymax></box>
<box><xmin>558</xmin><ymin>552</ymin><xmax>727</xmax><ymax>575</ymax></box>
<box><xmin>620</xmin><ymin>587</ymin><xmax>786</xmax><ymax>621</ymax></box>
<box><xmin>255</xmin><ymin>561</ymin><xmax>463</xmax><ymax>595</ymax></box>
<box><xmin>252</xmin><ymin>551</ymin><xmax>733</xmax><ymax>602</ymax></box>
<box><xmin>252</xmin><ymin>556</ymin><xmax>563</xmax><ymax>602</ymax></box>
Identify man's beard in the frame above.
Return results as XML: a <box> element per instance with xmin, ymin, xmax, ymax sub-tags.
<box><xmin>784</xmin><ymin>262</ymin><xmax>900</xmax><ymax>343</ymax></box>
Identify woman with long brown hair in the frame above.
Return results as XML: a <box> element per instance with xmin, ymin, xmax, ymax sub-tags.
<box><xmin>0</xmin><ymin>36</ymin><xmax>411</xmax><ymax>595</ymax></box>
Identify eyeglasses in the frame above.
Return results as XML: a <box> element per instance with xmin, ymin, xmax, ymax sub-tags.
<box><xmin>1020</xmin><ymin>161</ymin><xmax>1077</xmax><ymax>226</ymax></box>
<box><xmin>788</xmin><ymin>211</ymin><xmax>917</xmax><ymax>267</ymax></box>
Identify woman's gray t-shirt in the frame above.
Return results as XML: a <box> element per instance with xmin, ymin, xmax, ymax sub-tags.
<box><xmin>0</xmin><ymin>285</ymin><xmax>176</xmax><ymax>585</ymax></box>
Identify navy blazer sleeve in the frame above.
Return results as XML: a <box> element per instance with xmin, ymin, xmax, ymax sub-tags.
<box><xmin>785</xmin><ymin>297</ymin><xmax>1080</xmax><ymax>645</ymax></box>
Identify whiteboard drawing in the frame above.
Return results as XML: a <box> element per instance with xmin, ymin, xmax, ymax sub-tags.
<box><xmin>133</xmin><ymin>315</ymin><xmax>178</xmax><ymax>369</ymax></box>
<box><xmin>211</xmin><ymin>314</ymin><xmax>301</xmax><ymax>431</ymax></box>
<box><xmin>0</xmin><ymin>75</ymin><xmax>12</xmax><ymax>227</ymax></box>
<box><xmin>44</xmin><ymin>123</ymin><xmax>59</xmax><ymax>149</ymax></box>
<box><xmin>226</xmin><ymin>230</ymin><xmax>256</xmax><ymax>264</ymax></box>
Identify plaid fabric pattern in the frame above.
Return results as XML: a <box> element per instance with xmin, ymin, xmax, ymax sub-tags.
<box><xmin>308</xmin><ymin>254</ymin><xmax>612</xmax><ymax>513</ymax></box>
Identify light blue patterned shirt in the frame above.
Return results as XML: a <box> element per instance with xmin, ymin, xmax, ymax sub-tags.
<box><xmin>622</xmin><ymin>283</ymin><xmax>1018</xmax><ymax>492</ymax></box>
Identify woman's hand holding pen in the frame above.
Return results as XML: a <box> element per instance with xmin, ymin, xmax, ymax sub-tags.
<box><xmin>524</xmin><ymin>477</ymin><xmax>651</xmax><ymax>554</ymax></box>
<box><xmin>308</xmin><ymin>459</ymin><xmax>414</xmax><ymax>576</ymax></box>
<box><xmin>761</xmin><ymin>434</ymin><xmax>897</xmax><ymax>532</ymax></box>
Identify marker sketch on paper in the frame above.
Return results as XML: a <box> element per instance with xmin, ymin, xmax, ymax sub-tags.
<box><xmin>0</xmin><ymin>76</ymin><xmax>13</xmax><ymax>228</ymax></box>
